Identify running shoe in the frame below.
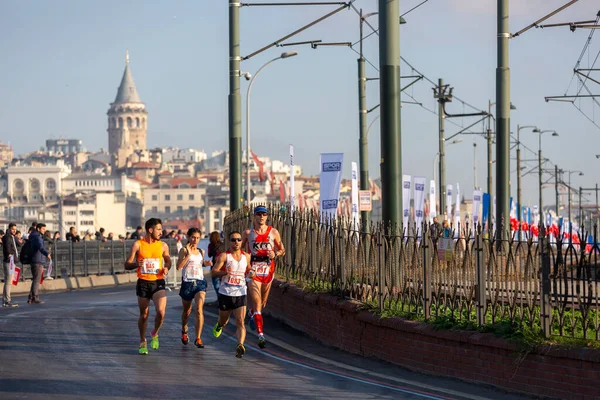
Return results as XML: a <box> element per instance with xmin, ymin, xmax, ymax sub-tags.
<box><xmin>236</xmin><ymin>343</ymin><xmax>246</xmax><ymax>358</ymax></box>
<box><xmin>212</xmin><ymin>323</ymin><xmax>223</xmax><ymax>338</ymax></box>
<box><xmin>181</xmin><ymin>330</ymin><xmax>189</xmax><ymax>345</ymax></box>
<box><xmin>150</xmin><ymin>331</ymin><xmax>159</xmax><ymax>350</ymax></box>
<box><xmin>139</xmin><ymin>340</ymin><xmax>148</xmax><ymax>355</ymax></box>
<box><xmin>258</xmin><ymin>335</ymin><xmax>266</xmax><ymax>349</ymax></box>
<box><xmin>194</xmin><ymin>338</ymin><xmax>204</xmax><ymax>348</ymax></box>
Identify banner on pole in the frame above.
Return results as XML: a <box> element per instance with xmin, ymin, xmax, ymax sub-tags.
<box><xmin>351</xmin><ymin>162</ymin><xmax>359</xmax><ymax>228</ymax></box>
<box><xmin>429</xmin><ymin>180</ymin><xmax>436</xmax><ymax>220</ymax></box>
<box><xmin>359</xmin><ymin>190</ymin><xmax>372</xmax><ymax>211</ymax></box>
<box><xmin>414</xmin><ymin>177</ymin><xmax>426</xmax><ymax>237</ymax></box>
<box><xmin>482</xmin><ymin>192</ymin><xmax>490</xmax><ymax>229</ymax></box>
<box><xmin>454</xmin><ymin>183</ymin><xmax>461</xmax><ymax>234</ymax></box>
<box><xmin>319</xmin><ymin>153</ymin><xmax>344</xmax><ymax>221</ymax></box>
<box><xmin>402</xmin><ymin>175</ymin><xmax>412</xmax><ymax>231</ymax></box>
<box><xmin>472</xmin><ymin>190</ymin><xmax>482</xmax><ymax>224</ymax></box>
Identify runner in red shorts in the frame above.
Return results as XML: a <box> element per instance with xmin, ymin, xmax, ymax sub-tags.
<box><xmin>242</xmin><ymin>205</ymin><xmax>285</xmax><ymax>349</ymax></box>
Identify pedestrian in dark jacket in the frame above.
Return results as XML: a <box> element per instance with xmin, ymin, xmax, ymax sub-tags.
<box><xmin>2</xmin><ymin>223</ymin><xmax>19</xmax><ymax>307</ymax></box>
<box><xmin>27</xmin><ymin>223</ymin><xmax>51</xmax><ymax>304</ymax></box>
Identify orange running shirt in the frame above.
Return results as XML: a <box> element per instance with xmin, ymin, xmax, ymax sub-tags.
<box><xmin>136</xmin><ymin>239</ymin><xmax>164</xmax><ymax>281</ymax></box>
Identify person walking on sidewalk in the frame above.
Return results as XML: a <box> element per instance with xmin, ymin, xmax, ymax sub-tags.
<box><xmin>211</xmin><ymin>231</ymin><xmax>252</xmax><ymax>358</ymax></box>
<box><xmin>176</xmin><ymin>228</ymin><xmax>212</xmax><ymax>348</ymax></box>
<box><xmin>242</xmin><ymin>205</ymin><xmax>285</xmax><ymax>349</ymax></box>
<box><xmin>2</xmin><ymin>223</ymin><xmax>20</xmax><ymax>307</ymax></box>
<box><xmin>125</xmin><ymin>218</ymin><xmax>172</xmax><ymax>355</ymax></box>
<box><xmin>28</xmin><ymin>223</ymin><xmax>51</xmax><ymax>304</ymax></box>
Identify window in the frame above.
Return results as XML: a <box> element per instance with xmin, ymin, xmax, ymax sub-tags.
<box><xmin>81</xmin><ymin>220</ymin><xmax>94</xmax><ymax>226</ymax></box>
<box><xmin>177</xmin><ymin>206</ymin><xmax>183</xmax><ymax>212</ymax></box>
<box><xmin>213</xmin><ymin>222</ymin><xmax>219</xmax><ymax>230</ymax></box>
<box><xmin>165</xmin><ymin>194</ymin><xmax>170</xmax><ymax>201</ymax></box>
<box><xmin>177</xmin><ymin>194</ymin><xmax>183</xmax><ymax>201</ymax></box>
<box><xmin>80</xmin><ymin>210</ymin><xmax>94</xmax><ymax>216</ymax></box>
<box><xmin>213</xmin><ymin>210</ymin><xmax>219</xmax><ymax>219</ymax></box>
<box><xmin>66</xmin><ymin>211</ymin><xmax>76</xmax><ymax>216</ymax></box>
<box><xmin>189</xmin><ymin>194</ymin><xmax>194</xmax><ymax>201</ymax></box>
<box><xmin>152</xmin><ymin>206</ymin><xmax>158</xmax><ymax>213</ymax></box>
<box><xmin>165</xmin><ymin>206</ymin><xmax>171</xmax><ymax>213</ymax></box>
<box><xmin>189</xmin><ymin>206</ymin><xmax>195</xmax><ymax>211</ymax></box>
<box><xmin>46</xmin><ymin>179</ymin><xmax>56</xmax><ymax>190</ymax></box>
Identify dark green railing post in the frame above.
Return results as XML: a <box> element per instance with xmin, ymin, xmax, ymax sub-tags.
<box><xmin>338</xmin><ymin>221</ymin><xmax>345</xmax><ymax>296</ymax></box>
<box><xmin>378</xmin><ymin>228</ymin><xmax>384</xmax><ymax>313</ymax></box>
<box><xmin>422</xmin><ymin>227</ymin><xmax>431</xmax><ymax>320</ymax></box>
<box><xmin>110</xmin><ymin>241</ymin><xmax>115</xmax><ymax>275</ymax></box>
<box><xmin>540</xmin><ymin>229</ymin><xmax>552</xmax><ymax>338</ymax></box>
<box><xmin>475</xmin><ymin>227</ymin><xmax>486</xmax><ymax>326</ymax></box>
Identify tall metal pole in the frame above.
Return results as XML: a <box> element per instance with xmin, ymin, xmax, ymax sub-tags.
<box><xmin>579</xmin><ymin>186</ymin><xmax>583</xmax><ymax>229</ymax></box>
<box><xmin>438</xmin><ymin>78</ymin><xmax>446</xmax><ymax>217</ymax></box>
<box><xmin>596</xmin><ymin>183</ymin><xmax>599</xmax><ymax>234</ymax></box>
<box><xmin>538</xmin><ymin>134</ymin><xmax>543</xmax><ymax>221</ymax></box>
<box><xmin>568</xmin><ymin>175</ymin><xmax>572</xmax><ymax>227</ymax></box>
<box><xmin>516</xmin><ymin>132</ymin><xmax>521</xmax><ymax>240</ymax></box>
<box><xmin>358</xmin><ymin>9</ymin><xmax>370</xmax><ymax>231</ymax></box>
<box><xmin>487</xmin><ymin>126</ymin><xmax>493</xmax><ymax>231</ymax></box>
<box><xmin>496</xmin><ymin>0</ymin><xmax>511</xmax><ymax>239</ymax></box>
<box><xmin>229</xmin><ymin>2</ymin><xmax>242</xmax><ymax>211</ymax></box>
<box><xmin>554</xmin><ymin>165</ymin><xmax>559</xmax><ymax>220</ymax></box>
<box><xmin>473</xmin><ymin>143</ymin><xmax>477</xmax><ymax>190</ymax></box>
<box><xmin>378</xmin><ymin>0</ymin><xmax>402</xmax><ymax>227</ymax></box>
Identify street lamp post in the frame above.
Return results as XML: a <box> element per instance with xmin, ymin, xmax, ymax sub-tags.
<box><xmin>515</xmin><ymin>124</ymin><xmax>537</xmax><ymax>238</ymax></box>
<box><xmin>433</xmin><ymin>139</ymin><xmax>462</xmax><ymax>215</ymax></box>
<box><xmin>532</xmin><ymin>129</ymin><xmax>559</xmax><ymax>221</ymax></box>
<box><xmin>245</xmin><ymin>51</ymin><xmax>298</xmax><ymax>206</ymax></box>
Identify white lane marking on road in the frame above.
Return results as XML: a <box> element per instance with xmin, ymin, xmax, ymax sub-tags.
<box><xmin>203</xmin><ymin>310</ymin><xmax>488</xmax><ymax>400</ymax></box>
<box><xmin>219</xmin><ymin>333</ymin><xmax>446</xmax><ymax>400</ymax></box>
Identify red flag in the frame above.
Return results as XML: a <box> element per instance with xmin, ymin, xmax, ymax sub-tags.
<box><xmin>279</xmin><ymin>180</ymin><xmax>285</xmax><ymax>203</ymax></box>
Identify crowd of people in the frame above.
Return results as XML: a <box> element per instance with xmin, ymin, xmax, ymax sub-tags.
<box><xmin>125</xmin><ymin>205</ymin><xmax>285</xmax><ymax>358</ymax></box>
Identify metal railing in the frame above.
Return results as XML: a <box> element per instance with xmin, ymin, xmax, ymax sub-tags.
<box><xmin>224</xmin><ymin>206</ymin><xmax>600</xmax><ymax>340</ymax></box>
<box><xmin>0</xmin><ymin>239</ymin><xmax>181</xmax><ymax>287</ymax></box>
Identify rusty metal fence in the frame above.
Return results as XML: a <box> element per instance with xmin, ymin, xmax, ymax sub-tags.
<box><xmin>224</xmin><ymin>206</ymin><xmax>600</xmax><ymax>341</ymax></box>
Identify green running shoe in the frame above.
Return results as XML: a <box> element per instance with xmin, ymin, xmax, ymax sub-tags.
<box><xmin>150</xmin><ymin>333</ymin><xmax>159</xmax><ymax>350</ymax></box>
<box><xmin>236</xmin><ymin>343</ymin><xmax>246</xmax><ymax>358</ymax></box>
<box><xmin>212</xmin><ymin>323</ymin><xmax>223</xmax><ymax>338</ymax></box>
<box><xmin>139</xmin><ymin>341</ymin><xmax>148</xmax><ymax>355</ymax></box>
<box><xmin>258</xmin><ymin>335</ymin><xmax>266</xmax><ymax>349</ymax></box>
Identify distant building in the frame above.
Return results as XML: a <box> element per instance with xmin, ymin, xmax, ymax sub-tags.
<box><xmin>0</xmin><ymin>142</ymin><xmax>14</xmax><ymax>167</ymax></box>
<box><xmin>107</xmin><ymin>52</ymin><xmax>148</xmax><ymax>169</ymax></box>
<box><xmin>163</xmin><ymin>148</ymin><xmax>207</xmax><ymax>163</ymax></box>
<box><xmin>46</xmin><ymin>138</ymin><xmax>83</xmax><ymax>154</ymax></box>
<box><xmin>143</xmin><ymin>177</ymin><xmax>206</xmax><ymax>220</ymax></box>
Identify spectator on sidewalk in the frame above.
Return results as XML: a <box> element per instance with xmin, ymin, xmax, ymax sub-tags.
<box><xmin>66</xmin><ymin>226</ymin><xmax>80</xmax><ymax>243</ymax></box>
<box><xmin>28</xmin><ymin>223</ymin><xmax>51</xmax><ymax>304</ymax></box>
<box><xmin>2</xmin><ymin>223</ymin><xmax>19</xmax><ymax>307</ymax></box>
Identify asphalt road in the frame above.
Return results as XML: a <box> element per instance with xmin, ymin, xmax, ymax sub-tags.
<box><xmin>0</xmin><ymin>285</ymin><xmax>530</xmax><ymax>400</ymax></box>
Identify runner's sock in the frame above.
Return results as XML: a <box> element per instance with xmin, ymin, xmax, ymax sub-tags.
<box><xmin>254</xmin><ymin>312</ymin><xmax>264</xmax><ymax>335</ymax></box>
<box><xmin>248</xmin><ymin>309</ymin><xmax>255</xmax><ymax>318</ymax></box>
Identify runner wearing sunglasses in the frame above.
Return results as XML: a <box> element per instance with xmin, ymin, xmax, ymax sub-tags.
<box><xmin>241</xmin><ymin>205</ymin><xmax>285</xmax><ymax>349</ymax></box>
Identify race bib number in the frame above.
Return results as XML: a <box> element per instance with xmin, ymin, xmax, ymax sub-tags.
<box><xmin>141</xmin><ymin>258</ymin><xmax>160</xmax><ymax>275</ymax></box>
<box><xmin>188</xmin><ymin>263</ymin><xmax>204</xmax><ymax>280</ymax></box>
<box><xmin>252</xmin><ymin>261</ymin><xmax>271</xmax><ymax>277</ymax></box>
<box><xmin>224</xmin><ymin>273</ymin><xmax>244</xmax><ymax>286</ymax></box>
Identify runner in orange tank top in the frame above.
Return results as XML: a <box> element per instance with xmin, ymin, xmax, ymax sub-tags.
<box><xmin>241</xmin><ymin>205</ymin><xmax>285</xmax><ymax>349</ymax></box>
<box><xmin>125</xmin><ymin>218</ymin><xmax>172</xmax><ymax>355</ymax></box>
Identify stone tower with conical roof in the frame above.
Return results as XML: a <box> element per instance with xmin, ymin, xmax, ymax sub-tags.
<box><xmin>107</xmin><ymin>51</ymin><xmax>148</xmax><ymax>169</ymax></box>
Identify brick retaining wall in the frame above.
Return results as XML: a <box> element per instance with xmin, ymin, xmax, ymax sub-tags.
<box><xmin>265</xmin><ymin>279</ymin><xmax>600</xmax><ymax>400</ymax></box>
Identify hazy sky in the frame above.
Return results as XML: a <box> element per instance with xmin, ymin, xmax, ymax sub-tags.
<box><xmin>1</xmin><ymin>0</ymin><xmax>599</xmax><ymax>207</ymax></box>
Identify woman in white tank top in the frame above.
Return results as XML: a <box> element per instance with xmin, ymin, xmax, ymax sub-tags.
<box><xmin>176</xmin><ymin>228</ymin><xmax>212</xmax><ymax>348</ymax></box>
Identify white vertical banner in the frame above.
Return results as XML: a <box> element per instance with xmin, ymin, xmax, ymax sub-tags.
<box><xmin>351</xmin><ymin>162</ymin><xmax>359</xmax><ymax>229</ymax></box>
<box><xmin>289</xmin><ymin>145</ymin><xmax>295</xmax><ymax>213</ymax></box>
<box><xmin>446</xmin><ymin>184</ymin><xmax>453</xmax><ymax>222</ymax></box>
<box><xmin>429</xmin><ymin>180</ymin><xmax>437</xmax><ymax>220</ymax></box>
<box><xmin>472</xmin><ymin>190</ymin><xmax>482</xmax><ymax>225</ymax></box>
<box><xmin>454</xmin><ymin>183</ymin><xmax>461</xmax><ymax>233</ymax></box>
<box><xmin>402</xmin><ymin>175</ymin><xmax>412</xmax><ymax>232</ymax></box>
<box><xmin>319</xmin><ymin>153</ymin><xmax>344</xmax><ymax>221</ymax></box>
<box><xmin>414</xmin><ymin>177</ymin><xmax>426</xmax><ymax>237</ymax></box>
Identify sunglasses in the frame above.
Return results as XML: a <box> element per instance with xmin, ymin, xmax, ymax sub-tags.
<box><xmin>230</xmin><ymin>238</ymin><xmax>242</xmax><ymax>242</ymax></box>
<box><xmin>255</xmin><ymin>212</ymin><xmax>268</xmax><ymax>216</ymax></box>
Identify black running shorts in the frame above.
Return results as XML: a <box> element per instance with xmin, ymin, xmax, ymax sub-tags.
<box><xmin>218</xmin><ymin>293</ymin><xmax>247</xmax><ymax>311</ymax></box>
<box><xmin>136</xmin><ymin>278</ymin><xmax>166</xmax><ymax>299</ymax></box>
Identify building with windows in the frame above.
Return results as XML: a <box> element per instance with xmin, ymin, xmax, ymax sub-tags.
<box><xmin>143</xmin><ymin>177</ymin><xmax>206</xmax><ymax>220</ymax></box>
<box><xmin>46</xmin><ymin>138</ymin><xmax>83</xmax><ymax>155</ymax></box>
<box><xmin>107</xmin><ymin>52</ymin><xmax>148</xmax><ymax>169</ymax></box>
